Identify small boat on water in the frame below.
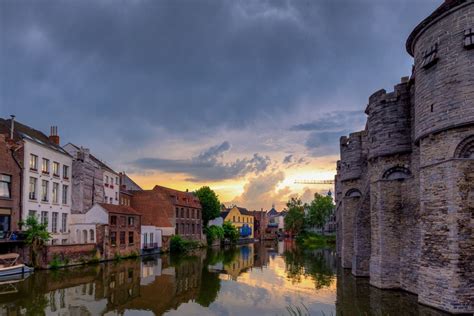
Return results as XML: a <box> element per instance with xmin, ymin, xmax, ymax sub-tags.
<box><xmin>0</xmin><ymin>253</ymin><xmax>34</xmax><ymax>277</ymax></box>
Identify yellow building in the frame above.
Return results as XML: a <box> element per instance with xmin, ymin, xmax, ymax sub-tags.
<box><xmin>221</xmin><ymin>206</ymin><xmax>254</xmax><ymax>239</ymax></box>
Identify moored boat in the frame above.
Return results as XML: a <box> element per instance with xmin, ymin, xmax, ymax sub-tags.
<box><xmin>0</xmin><ymin>254</ymin><xmax>34</xmax><ymax>277</ymax></box>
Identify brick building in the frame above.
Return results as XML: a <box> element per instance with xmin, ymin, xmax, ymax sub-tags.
<box><xmin>0</xmin><ymin>133</ymin><xmax>23</xmax><ymax>239</ymax></box>
<box><xmin>335</xmin><ymin>1</ymin><xmax>473</xmax><ymax>314</ymax></box>
<box><xmin>131</xmin><ymin>185</ymin><xmax>202</xmax><ymax>243</ymax></box>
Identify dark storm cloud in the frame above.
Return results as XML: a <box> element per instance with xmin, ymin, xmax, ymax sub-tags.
<box><xmin>283</xmin><ymin>154</ymin><xmax>293</xmax><ymax>164</ymax></box>
<box><xmin>132</xmin><ymin>141</ymin><xmax>271</xmax><ymax>181</ymax></box>
<box><xmin>0</xmin><ymin>0</ymin><xmax>439</xmax><ymax>163</ymax></box>
<box><xmin>290</xmin><ymin>110</ymin><xmax>366</xmax><ymax>132</ymax></box>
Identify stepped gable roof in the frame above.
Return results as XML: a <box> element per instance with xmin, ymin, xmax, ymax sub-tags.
<box><xmin>406</xmin><ymin>0</ymin><xmax>469</xmax><ymax>56</ymax></box>
<box><xmin>98</xmin><ymin>203</ymin><xmax>141</xmax><ymax>216</ymax></box>
<box><xmin>0</xmin><ymin>118</ymin><xmax>70</xmax><ymax>156</ymax></box>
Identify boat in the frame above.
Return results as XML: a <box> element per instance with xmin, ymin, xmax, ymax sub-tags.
<box><xmin>0</xmin><ymin>253</ymin><xmax>34</xmax><ymax>277</ymax></box>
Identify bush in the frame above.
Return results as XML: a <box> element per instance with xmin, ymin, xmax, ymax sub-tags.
<box><xmin>49</xmin><ymin>255</ymin><xmax>63</xmax><ymax>269</ymax></box>
<box><xmin>204</xmin><ymin>225</ymin><xmax>225</xmax><ymax>245</ymax></box>
<box><xmin>223</xmin><ymin>221</ymin><xmax>239</xmax><ymax>243</ymax></box>
<box><xmin>170</xmin><ymin>235</ymin><xmax>200</xmax><ymax>253</ymax></box>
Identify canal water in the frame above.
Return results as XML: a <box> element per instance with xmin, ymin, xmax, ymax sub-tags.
<box><xmin>0</xmin><ymin>241</ymin><xmax>448</xmax><ymax>315</ymax></box>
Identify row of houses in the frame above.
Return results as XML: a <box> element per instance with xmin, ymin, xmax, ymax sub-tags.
<box><xmin>0</xmin><ymin>117</ymin><xmax>202</xmax><ymax>259</ymax></box>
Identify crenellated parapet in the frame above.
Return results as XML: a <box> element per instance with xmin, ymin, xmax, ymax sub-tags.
<box><xmin>365</xmin><ymin>78</ymin><xmax>412</xmax><ymax>160</ymax></box>
<box><xmin>339</xmin><ymin>131</ymin><xmax>367</xmax><ymax>181</ymax></box>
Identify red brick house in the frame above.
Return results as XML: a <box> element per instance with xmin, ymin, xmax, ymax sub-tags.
<box><xmin>131</xmin><ymin>185</ymin><xmax>203</xmax><ymax>244</ymax></box>
<box><xmin>0</xmin><ymin>133</ymin><xmax>23</xmax><ymax>240</ymax></box>
<box><xmin>70</xmin><ymin>203</ymin><xmax>141</xmax><ymax>259</ymax></box>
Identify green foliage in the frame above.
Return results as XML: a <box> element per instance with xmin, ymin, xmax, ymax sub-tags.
<box><xmin>20</xmin><ymin>215</ymin><xmax>51</xmax><ymax>268</ymax></box>
<box><xmin>204</xmin><ymin>225</ymin><xmax>225</xmax><ymax>245</ymax></box>
<box><xmin>222</xmin><ymin>221</ymin><xmax>239</xmax><ymax>243</ymax></box>
<box><xmin>307</xmin><ymin>193</ymin><xmax>334</xmax><ymax>229</ymax></box>
<box><xmin>170</xmin><ymin>235</ymin><xmax>200</xmax><ymax>253</ymax></box>
<box><xmin>49</xmin><ymin>255</ymin><xmax>62</xmax><ymax>270</ymax></box>
<box><xmin>296</xmin><ymin>231</ymin><xmax>336</xmax><ymax>249</ymax></box>
<box><xmin>114</xmin><ymin>252</ymin><xmax>123</xmax><ymax>261</ymax></box>
<box><xmin>284</xmin><ymin>197</ymin><xmax>305</xmax><ymax>236</ymax></box>
<box><xmin>194</xmin><ymin>186</ymin><xmax>221</xmax><ymax>227</ymax></box>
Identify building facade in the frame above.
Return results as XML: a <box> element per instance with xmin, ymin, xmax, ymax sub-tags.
<box><xmin>0</xmin><ymin>133</ymin><xmax>22</xmax><ymax>239</ymax></box>
<box><xmin>1</xmin><ymin>120</ymin><xmax>73</xmax><ymax>245</ymax></box>
<box><xmin>221</xmin><ymin>206</ymin><xmax>254</xmax><ymax>239</ymax></box>
<box><xmin>335</xmin><ymin>1</ymin><xmax>473</xmax><ymax>313</ymax></box>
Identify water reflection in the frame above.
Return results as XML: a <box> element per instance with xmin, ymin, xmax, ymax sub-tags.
<box><xmin>0</xmin><ymin>242</ymin><xmax>448</xmax><ymax>316</ymax></box>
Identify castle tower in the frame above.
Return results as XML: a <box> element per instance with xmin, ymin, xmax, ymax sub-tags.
<box><xmin>406</xmin><ymin>0</ymin><xmax>474</xmax><ymax>312</ymax></box>
<box><xmin>364</xmin><ymin>79</ymin><xmax>420</xmax><ymax>292</ymax></box>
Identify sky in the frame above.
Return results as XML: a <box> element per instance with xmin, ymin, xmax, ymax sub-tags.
<box><xmin>0</xmin><ymin>0</ymin><xmax>440</xmax><ymax>210</ymax></box>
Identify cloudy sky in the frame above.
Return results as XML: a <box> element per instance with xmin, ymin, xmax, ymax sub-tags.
<box><xmin>0</xmin><ymin>0</ymin><xmax>439</xmax><ymax>210</ymax></box>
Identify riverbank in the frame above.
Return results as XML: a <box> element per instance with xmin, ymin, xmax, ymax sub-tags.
<box><xmin>296</xmin><ymin>232</ymin><xmax>336</xmax><ymax>249</ymax></box>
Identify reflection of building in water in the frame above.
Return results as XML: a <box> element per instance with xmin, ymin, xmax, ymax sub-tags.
<box><xmin>253</xmin><ymin>242</ymin><xmax>271</xmax><ymax>269</ymax></box>
<box><xmin>221</xmin><ymin>245</ymin><xmax>254</xmax><ymax>280</ymax></box>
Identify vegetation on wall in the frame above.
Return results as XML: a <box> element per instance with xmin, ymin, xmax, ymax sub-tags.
<box><xmin>20</xmin><ymin>215</ymin><xmax>51</xmax><ymax>268</ymax></box>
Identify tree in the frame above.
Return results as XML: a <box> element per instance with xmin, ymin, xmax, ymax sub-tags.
<box><xmin>307</xmin><ymin>193</ymin><xmax>334</xmax><ymax>230</ymax></box>
<box><xmin>222</xmin><ymin>221</ymin><xmax>239</xmax><ymax>243</ymax></box>
<box><xmin>21</xmin><ymin>215</ymin><xmax>51</xmax><ymax>268</ymax></box>
<box><xmin>195</xmin><ymin>186</ymin><xmax>221</xmax><ymax>227</ymax></box>
<box><xmin>284</xmin><ymin>197</ymin><xmax>305</xmax><ymax>238</ymax></box>
<box><xmin>204</xmin><ymin>225</ymin><xmax>225</xmax><ymax>245</ymax></box>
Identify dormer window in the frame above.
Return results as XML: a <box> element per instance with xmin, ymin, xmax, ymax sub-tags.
<box><xmin>421</xmin><ymin>43</ymin><xmax>438</xmax><ymax>69</ymax></box>
<box><xmin>465</xmin><ymin>28</ymin><xmax>474</xmax><ymax>49</ymax></box>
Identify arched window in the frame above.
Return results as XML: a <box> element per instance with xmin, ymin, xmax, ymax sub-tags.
<box><xmin>382</xmin><ymin>166</ymin><xmax>411</xmax><ymax>180</ymax></box>
<box><xmin>454</xmin><ymin>135</ymin><xmax>474</xmax><ymax>158</ymax></box>
<box><xmin>82</xmin><ymin>230</ymin><xmax>88</xmax><ymax>244</ymax></box>
<box><xmin>345</xmin><ymin>188</ymin><xmax>362</xmax><ymax>197</ymax></box>
<box><xmin>90</xmin><ymin>229</ymin><xmax>95</xmax><ymax>242</ymax></box>
<box><xmin>76</xmin><ymin>229</ymin><xmax>81</xmax><ymax>243</ymax></box>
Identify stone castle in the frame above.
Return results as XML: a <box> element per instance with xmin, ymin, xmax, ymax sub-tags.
<box><xmin>335</xmin><ymin>0</ymin><xmax>473</xmax><ymax>314</ymax></box>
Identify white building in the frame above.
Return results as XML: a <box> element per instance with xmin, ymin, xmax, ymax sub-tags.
<box><xmin>14</xmin><ymin>123</ymin><xmax>73</xmax><ymax>245</ymax></box>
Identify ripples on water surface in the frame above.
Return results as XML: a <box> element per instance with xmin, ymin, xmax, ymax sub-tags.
<box><xmin>0</xmin><ymin>241</ymin><xmax>448</xmax><ymax>315</ymax></box>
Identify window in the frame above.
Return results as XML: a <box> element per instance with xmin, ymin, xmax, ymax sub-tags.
<box><xmin>111</xmin><ymin>216</ymin><xmax>117</xmax><ymax>225</ymax></box>
<box><xmin>120</xmin><ymin>216</ymin><xmax>126</xmax><ymax>226</ymax></box>
<box><xmin>52</xmin><ymin>212</ymin><xmax>58</xmax><ymax>233</ymax></box>
<box><xmin>120</xmin><ymin>231</ymin><xmax>125</xmax><ymax>245</ymax></box>
<box><xmin>63</xmin><ymin>165</ymin><xmax>69</xmax><ymax>179</ymax></box>
<box><xmin>181</xmin><ymin>208</ymin><xmax>184</xmax><ymax>218</ymax></box>
<box><xmin>62</xmin><ymin>185</ymin><xmax>68</xmax><ymax>204</ymax></box>
<box><xmin>110</xmin><ymin>197</ymin><xmax>113</xmax><ymax>204</ymax></box>
<box><xmin>53</xmin><ymin>162</ymin><xmax>60</xmax><ymax>177</ymax></box>
<box><xmin>128</xmin><ymin>216</ymin><xmax>134</xmax><ymax>226</ymax></box>
<box><xmin>0</xmin><ymin>175</ymin><xmax>11</xmax><ymax>198</ymax></box>
<box><xmin>465</xmin><ymin>28</ymin><xmax>474</xmax><ymax>49</ymax></box>
<box><xmin>41</xmin><ymin>180</ymin><xmax>49</xmax><ymax>202</ymax></box>
<box><xmin>150</xmin><ymin>233</ymin><xmax>154</xmax><ymax>244</ymax></box>
<box><xmin>176</xmin><ymin>207</ymin><xmax>179</xmax><ymax>218</ymax></box>
<box><xmin>29</xmin><ymin>177</ymin><xmax>37</xmax><ymax>200</ymax></box>
<box><xmin>115</xmin><ymin>192</ymin><xmax>118</xmax><ymax>201</ymax></box>
<box><xmin>42</xmin><ymin>158</ymin><xmax>50</xmax><ymax>174</ymax></box>
<box><xmin>421</xmin><ymin>43</ymin><xmax>438</xmax><ymax>69</ymax></box>
<box><xmin>28</xmin><ymin>210</ymin><xmax>37</xmax><ymax>218</ymax></box>
<box><xmin>30</xmin><ymin>154</ymin><xmax>38</xmax><ymax>170</ymax></box>
<box><xmin>41</xmin><ymin>211</ymin><xmax>48</xmax><ymax>226</ymax></box>
<box><xmin>128</xmin><ymin>231</ymin><xmax>134</xmax><ymax>244</ymax></box>
<box><xmin>61</xmin><ymin>213</ymin><xmax>67</xmax><ymax>233</ymax></box>
<box><xmin>186</xmin><ymin>208</ymin><xmax>189</xmax><ymax>218</ymax></box>
<box><xmin>116</xmin><ymin>177</ymin><xmax>119</xmax><ymax>185</ymax></box>
<box><xmin>90</xmin><ymin>229</ymin><xmax>94</xmax><ymax>242</ymax></box>
<box><xmin>105</xmin><ymin>175</ymin><xmax>109</xmax><ymax>185</ymax></box>
<box><xmin>52</xmin><ymin>183</ymin><xmax>59</xmax><ymax>203</ymax></box>
<box><xmin>110</xmin><ymin>231</ymin><xmax>117</xmax><ymax>246</ymax></box>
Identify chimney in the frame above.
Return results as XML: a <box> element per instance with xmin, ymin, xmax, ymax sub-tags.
<box><xmin>9</xmin><ymin>115</ymin><xmax>15</xmax><ymax>140</ymax></box>
<box><xmin>49</xmin><ymin>126</ymin><xmax>60</xmax><ymax>145</ymax></box>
